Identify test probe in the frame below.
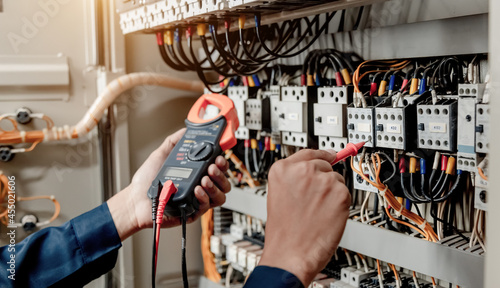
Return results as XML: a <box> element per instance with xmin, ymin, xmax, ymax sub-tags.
<box><xmin>331</xmin><ymin>142</ymin><xmax>366</xmax><ymax>165</ymax></box>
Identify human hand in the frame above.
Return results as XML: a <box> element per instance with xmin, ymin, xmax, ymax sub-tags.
<box><xmin>258</xmin><ymin>149</ymin><xmax>350</xmax><ymax>286</ymax></box>
<box><xmin>107</xmin><ymin>128</ymin><xmax>231</xmax><ymax>241</ymax></box>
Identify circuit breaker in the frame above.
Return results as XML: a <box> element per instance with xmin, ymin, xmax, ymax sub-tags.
<box><xmin>278</xmin><ymin>86</ymin><xmax>317</xmax><ymax>147</ymax></box>
<box><xmin>475</xmin><ymin>104</ymin><xmax>489</xmax><ymax>153</ymax></box>
<box><xmin>457</xmin><ymin>96</ymin><xmax>477</xmax><ymax>172</ymax></box>
<box><xmin>347</xmin><ymin>107</ymin><xmax>375</xmax><ymax>148</ymax></box>
<box><xmin>245</xmin><ymin>98</ymin><xmax>270</xmax><ymax>131</ymax></box>
<box><xmin>416</xmin><ymin>98</ymin><xmax>457</xmax><ymax>151</ymax></box>
<box><xmin>264</xmin><ymin>87</ymin><xmax>281</xmax><ymax>144</ymax></box>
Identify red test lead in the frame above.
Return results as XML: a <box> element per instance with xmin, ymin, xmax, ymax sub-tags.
<box><xmin>331</xmin><ymin>142</ymin><xmax>365</xmax><ymax>165</ymax></box>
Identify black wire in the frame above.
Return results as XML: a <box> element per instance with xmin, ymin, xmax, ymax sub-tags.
<box><xmin>412</xmin><ymin>202</ymin><xmax>423</xmax><ymax>218</ymax></box>
<box><xmin>181</xmin><ymin>208</ymin><xmax>189</xmax><ymax>288</ymax></box>
<box><xmin>152</xmin><ymin>222</ymin><xmax>157</xmax><ymax>288</ymax></box>
<box><xmin>353</xmin><ymin>6</ymin><xmax>365</xmax><ymax>30</ymax></box>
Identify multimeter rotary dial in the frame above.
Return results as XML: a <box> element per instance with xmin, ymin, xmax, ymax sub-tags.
<box><xmin>187</xmin><ymin>142</ymin><xmax>214</xmax><ymax>161</ymax></box>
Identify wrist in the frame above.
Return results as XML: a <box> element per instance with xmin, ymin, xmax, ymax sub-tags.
<box><xmin>258</xmin><ymin>248</ymin><xmax>314</xmax><ymax>287</ymax></box>
<box><xmin>107</xmin><ymin>186</ymin><xmax>141</xmax><ymax>241</ymax></box>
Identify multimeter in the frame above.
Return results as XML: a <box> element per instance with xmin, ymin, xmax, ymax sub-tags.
<box><xmin>148</xmin><ymin>93</ymin><xmax>239</xmax><ymax>217</ymax></box>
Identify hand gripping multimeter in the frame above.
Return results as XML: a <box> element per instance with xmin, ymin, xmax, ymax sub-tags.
<box><xmin>148</xmin><ymin>93</ymin><xmax>239</xmax><ymax>217</ymax></box>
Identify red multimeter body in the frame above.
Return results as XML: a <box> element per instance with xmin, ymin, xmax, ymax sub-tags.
<box><xmin>149</xmin><ymin>94</ymin><xmax>238</xmax><ymax>217</ymax></box>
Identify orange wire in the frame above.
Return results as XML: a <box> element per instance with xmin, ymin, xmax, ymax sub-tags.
<box><xmin>388</xmin><ymin>263</ymin><xmax>399</xmax><ymax>281</ymax></box>
<box><xmin>478</xmin><ymin>167</ymin><xmax>488</xmax><ymax>181</ymax></box>
<box><xmin>351</xmin><ymin>154</ymin><xmax>439</xmax><ymax>241</ymax></box>
<box><xmin>17</xmin><ymin>196</ymin><xmax>61</xmax><ymax>223</ymax></box>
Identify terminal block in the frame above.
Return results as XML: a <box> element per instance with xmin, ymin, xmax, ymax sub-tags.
<box><xmin>475</xmin><ymin>104</ymin><xmax>489</xmax><ymax>153</ymax></box>
<box><xmin>374</xmin><ymin>104</ymin><xmax>415</xmax><ymax>150</ymax></box>
<box><xmin>313</xmin><ymin>87</ymin><xmax>350</xmax><ymax>138</ymax></box>
<box><xmin>318</xmin><ymin>137</ymin><xmax>347</xmax><ymax>151</ymax></box>
<box><xmin>475</xmin><ymin>187</ymin><xmax>487</xmax><ymax>211</ymax></box>
<box><xmin>349</xmin><ymin>270</ymin><xmax>376</xmax><ymax>287</ymax></box>
<box><xmin>352</xmin><ymin>155</ymin><xmax>378</xmax><ymax>193</ymax></box>
<box><xmin>458</xmin><ymin>83</ymin><xmax>486</xmax><ymax>101</ymax></box>
<box><xmin>347</xmin><ymin>107</ymin><xmax>375</xmax><ymax>148</ymax></box>
<box><xmin>457</xmin><ymin>97</ymin><xmax>477</xmax><ymax>172</ymax></box>
<box><xmin>475</xmin><ymin>173</ymin><xmax>488</xmax><ymax>211</ymax></box>
<box><xmin>416</xmin><ymin>98</ymin><xmax>458</xmax><ymax>151</ymax></box>
<box><xmin>179</xmin><ymin>0</ymin><xmax>207</xmax><ymax>19</ymax></box>
<box><xmin>278</xmin><ymin>86</ymin><xmax>317</xmax><ymax>147</ymax></box>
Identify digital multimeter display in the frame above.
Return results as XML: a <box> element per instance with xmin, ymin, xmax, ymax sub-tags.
<box><xmin>164</xmin><ymin>167</ymin><xmax>193</xmax><ymax>179</ymax></box>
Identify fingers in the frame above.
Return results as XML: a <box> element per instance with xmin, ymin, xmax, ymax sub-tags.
<box><xmin>201</xmin><ymin>176</ymin><xmax>226</xmax><ymax>207</ymax></box>
<box><xmin>215</xmin><ymin>155</ymin><xmax>230</xmax><ymax>173</ymax></box>
<box><xmin>287</xmin><ymin>149</ymin><xmax>336</xmax><ymax>164</ymax></box>
<box><xmin>194</xmin><ymin>186</ymin><xmax>210</xmax><ymax>214</ymax></box>
<box><xmin>208</xmin><ymin>162</ymin><xmax>232</xmax><ymax>193</ymax></box>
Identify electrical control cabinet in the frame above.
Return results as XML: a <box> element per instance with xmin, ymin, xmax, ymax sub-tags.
<box><xmin>347</xmin><ymin>107</ymin><xmax>375</xmax><ymax>148</ymax></box>
<box><xmin>416</xmin><ymin>98</ymin><xmax>458</xmax><ymax>152</ymax></box>
<box><xmin>457</xmin><ymin>97</ymin><xmax>477</xmax><ymax>172</ymax></box>
<box><xmin>475</xmin><ymin>104</ymin><xmax>489</xmax><ymax>153</ymax></box>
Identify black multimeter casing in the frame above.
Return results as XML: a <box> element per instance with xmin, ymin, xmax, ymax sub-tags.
<box><xmin>155</xmin><ymin>116</ymin><xmax>227</xmax><ymax>217</ymax></box>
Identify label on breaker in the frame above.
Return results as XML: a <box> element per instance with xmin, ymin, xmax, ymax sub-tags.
<box><xmin>288</xmin><ymin>113</ymin><xmax>299</xmax><ymax>121</ymax></box>
<box><xmin>429</xmin><ymin>122</ymin><xmax>447</xmax><ymax>133</ymax></box>
<box><xmin>326</xmin><ymin>116</ymin><xmax>338</xmax><ymax>125</ymax></box>
<box><xmin>357</xmin><ymin>123</ymin><xmax>371</xmax><ymax>133</ymax></box>
<box><xmin>386</xmin><ymin>124</ymin><xmax>401</xmax><ymax>134</ymax></box>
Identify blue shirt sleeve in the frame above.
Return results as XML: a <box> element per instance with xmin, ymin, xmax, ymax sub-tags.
<box><xmin>244</xmin><ymin>266</ymin><xmax>305</xmax><ymax>288</ymax></box>
<box><xmin>0</xmin><ymin>203</ymin><xmax>122</xmax><ymax>288</ymax></box>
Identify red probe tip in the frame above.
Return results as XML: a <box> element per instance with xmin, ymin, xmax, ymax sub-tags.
<box><xmin>331</xmin><ymin>142</ymin><xmax>365</xmax><ymax>165</ymax></box>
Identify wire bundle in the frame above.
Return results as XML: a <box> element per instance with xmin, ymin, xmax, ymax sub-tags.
<box><xmin>156</xmin><ymin>12</ymin><xmax>337</xmax><ymax>92</ymax></box>
<box><xmin>351</xmin><ymin>153</ymin><xmax>439</xmax><ymax>242</ymax></box>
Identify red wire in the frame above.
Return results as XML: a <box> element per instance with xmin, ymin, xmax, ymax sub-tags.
<box><xmin>153</xmin><ymin>180</ymin><xmax>178</xmax><ymax>281</ymax></box>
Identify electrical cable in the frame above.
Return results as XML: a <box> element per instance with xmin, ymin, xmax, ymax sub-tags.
<box><xmin>151</xmin><ymin>181</ymin><xmax>177</xmax><ymax>288</ymax></box>
<box><xmin>180</xmin><ymin>208</ymin><xmax>189</xmax><ymax>288</ymax></box>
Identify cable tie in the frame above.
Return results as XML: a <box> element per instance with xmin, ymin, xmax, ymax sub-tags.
<box><xmin>395</xmin><ymin>204</ymin><xmax>403</xmax><ymax>217</ymax></box>
<box><xmin>20</xmin><ymin>131</ymin><xmax>26</xmax><ymax>143</ymax></box>
<box><xmin>42</xmin><ymin>128</ymin><xmax>48</xmax><ymax>142</ymax></box>
<box><xmin>378</xmin><ymin>185</ymin><xmax>388</xmax><ymax>197</ymax></box>
<box><xmin>418</xmin><ymin>220</ymin><xmax>428</xmax><ymax>230</ymax></box>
